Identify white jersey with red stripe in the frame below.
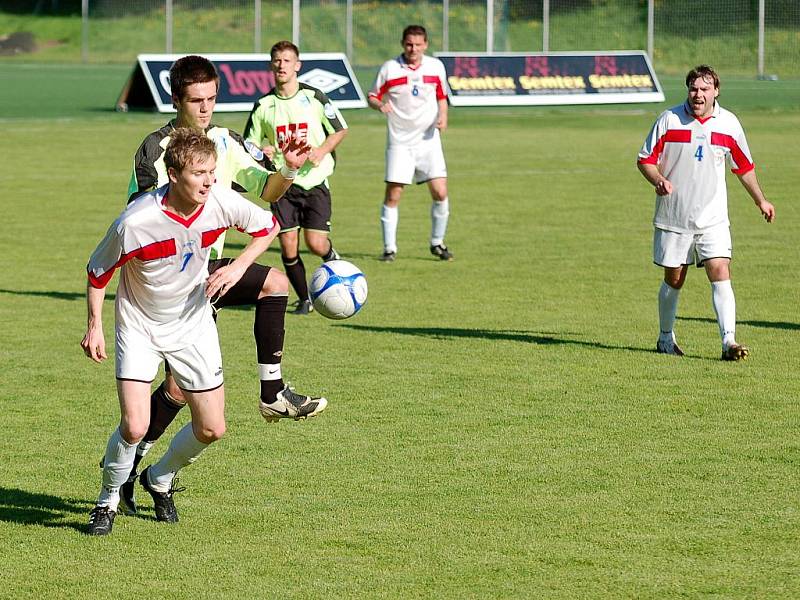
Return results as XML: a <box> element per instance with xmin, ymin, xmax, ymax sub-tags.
<box><xmin>87</xmin><ymin>183</ymin><xmax>277</xmax><ymax>351</ymax></box>
<box><xmin>369</xmin><ymin>54</ymin><xmax>448</xmax><ymax>146</ymax></box>
<box><xmin>638</xmin><ymin>101</ymin><xmax>755</xmax><ymax>234</ymax></box>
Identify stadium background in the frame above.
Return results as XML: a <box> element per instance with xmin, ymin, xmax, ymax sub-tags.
<box><xmin>1</xmin><ymin>0</ymin><xmax>799</xmax><ymax>79</ymax></box>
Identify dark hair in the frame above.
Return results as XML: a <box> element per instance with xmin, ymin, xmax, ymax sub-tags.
<box><xmin>169</xmin><ymin>55</ymin><xmax>219</xmax><ymax>103</ymax></box>
<box><xmin>685</xmin><ymin>65</ymin><xmax>720</xmax><ymax>90</ymax></box>
<box><xmin>270</xmin><ymin>40</ymin><xmax>300</xmax><ymax>59</ymax></box>
<box><xmin>402</xmin><ymin>25</ymin><xmax>427</xmax><ymax>41</ymax></box>
<box><xmin>164</xmin><ymin>128</ymin><xmax>217</xmax><ymax>173</ymax></box>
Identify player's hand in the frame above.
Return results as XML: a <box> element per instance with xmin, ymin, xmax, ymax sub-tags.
<box><xmin>81</xmin><ymin>327</ymin><xmax>107</xmax><ymax>363</ymax></box>
<box><xmin>436</xmin><ymin>115</ymin><xmax>448</xmax><ymax>131</ymax></box>
<box><xmin>262</xmin><ymin>145</ymin><xmax>276</xmax><ymax>161</ymax></box>
<box><xmin>655</xmin><ymin>178</ymin><xmax>673</xmax><ymax>196</ymax></box>
<box><xmin>307</xmin><ymin>147</ymin><xmax>325</xmax><ymax>167</ymax></box>
<box><xmin>206</xmin><ymin>263</ymin><xmax>246</xmax><ymax>300</ymax></box>
<box><xmin>280</xmin><ymin>134</ymin><xmax>312</xmax><ymax>170</ymax></box>
<box><xmin>757</xmin><ymin>199</ymin><xmax>776</xmax><ymax>223</ymax></box>
<box><xmin>379</xmin><ymin>102</ymin><xmax>393</xmax><ymax>115</ymax></box>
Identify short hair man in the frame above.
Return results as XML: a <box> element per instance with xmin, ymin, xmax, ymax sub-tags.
<box><xmin>83</xmin><ymin>129</ymin><xmax>279</xmax><ymax>535</ymax></box>
<box><xmin>368</xmin><ymin>24</ymin><xmax>454</xmax><ymax>262</ymax></box>
<box><xmin>122</xmin><ymin>55</ymin><xmax>326</xmax><ymax>516</ymax></box>
<box><xmin>244</xmin><ymin>40</ymin><xmax>349</xmax><ymax>315</ymax></box>
<box><xmin>637</xmin><ymin>65</ymin><xmax>775</xmax><ymax>360</ymax></box>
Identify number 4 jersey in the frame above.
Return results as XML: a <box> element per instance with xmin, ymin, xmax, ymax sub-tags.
<box><xmin>638</xmin><ymin>101</ymin><xmax>755</xmax><ymax>234</ymax></box>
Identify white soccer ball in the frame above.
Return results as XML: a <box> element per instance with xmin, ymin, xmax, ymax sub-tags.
<box><xmin>309</xmin><ymin>260</ymin><xmax>368</xmax><ymax>320</ymax></box>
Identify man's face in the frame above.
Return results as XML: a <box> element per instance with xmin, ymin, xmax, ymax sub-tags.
<box><xmin>402</xmin><ymin>34</ymin><xmax>428</xmax><ymax>65</ymax></box>
<box><xmin>686</xmin><ymin>75</ymin><xmax>719</xmax><ymax>119</ymax></box>
<box><xmin>174</xmin><ymin>80</ymin><xmax>217</xmax><ymax>129</ymax></box>
<box><xmin>168</xmin><ymin>154</ymin><xmax>216</xmax><ymax>207</ymax></box>
<box><xmin>271</xmin><ymin>49</ymin><xmax>301</xmax><ymax>86</ymax></box>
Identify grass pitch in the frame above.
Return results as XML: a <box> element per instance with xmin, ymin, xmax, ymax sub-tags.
<box><xmin>0</xmin><ymin>65</ymin><xmax>799</xmax><ymax>598</ymax></box>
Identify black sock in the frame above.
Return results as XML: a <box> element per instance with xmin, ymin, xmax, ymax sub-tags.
<box><xmin>282</xmin><ymin>254</ymin><xmax>310</xmax><ymax>301</ymax></box>
<box><xmin>143</xmin><ymin>383</ymin><xmax>184</xmax><ymax>443</ymax></box>
<box><xmin>322</xmin><ymin>241</ymin><xmax>338</xmax><ymax>262</ymax></box>
<box><xmin>256</xmin><ymin>295</ymin><xmax>287</xmax><ymax>401</ymax></box>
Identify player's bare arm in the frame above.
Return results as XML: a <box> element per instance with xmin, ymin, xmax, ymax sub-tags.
<box><xmin>436</xmin><ymin>98</ymin><xmax>448</xmax><ymax>131</ymax></box>
<box><xmin>81</xmin><ymin>284</ymin><xmax>108</xmax><ymax>363</ymax></box>
<box><xmin>206</xmin><ymin>227</ymin><xmax>276</xmax><ymax>299</ymax></box>
<box><xmin>637</xmin><ymin>162</ymin><xmax>673</xmax><ymax>196</ymax></box>
<box><xmin>308</xmin><ymin>129</ymin><xmax>347</xmax><ymax>166</ymax></box>
<box><xmin>737</xmin><ymin>169</ymin><xmax>775</xmax><ymax>223</ymax></box>
<box><xmin>368</xmin><ymin>95</ymin><xmax>393</xmax><ymax>114</ymax></box>
<box><xmin>259</xmin><ymin>134</ymin><xmax>312</xmax><ymax>203</ymax></box>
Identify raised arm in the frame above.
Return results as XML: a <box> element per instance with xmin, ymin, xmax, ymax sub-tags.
<box><xmin>259</xmin><ymin>134</ymin><xmax>312</xmax><ymax>203</ymax></box>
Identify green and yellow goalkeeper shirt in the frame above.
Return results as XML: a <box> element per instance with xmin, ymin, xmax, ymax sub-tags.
<box><xmin>243</xmin><ymin>83</ymin><xmax>347</xmax><ymax>190</ymax></box>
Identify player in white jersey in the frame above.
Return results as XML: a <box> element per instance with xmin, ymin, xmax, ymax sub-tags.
<box><xmin>637</xmin><ymin>65</ymin><xmax>775</xmax><ymax>361</ymax></box>
<box><xmin>82</xmin><ymin>130</ymin><xmax>278</xmax><ymax>535</ymax></box>
<box><xmin>368</xmin><ymin>24</ymin><xmax>454</xmax><ymax>262</ymax></box>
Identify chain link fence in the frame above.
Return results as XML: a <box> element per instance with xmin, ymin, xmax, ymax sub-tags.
<box><xmin>1</xmin><ymin>0</ymin><xmax>798</xmax><ymax>77</ymax></box>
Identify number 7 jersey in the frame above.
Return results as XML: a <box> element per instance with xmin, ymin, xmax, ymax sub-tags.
<box><xmin>638</xmin><ymin>102</ymin><xmax>755</xmax><ymax>234</ymax></box>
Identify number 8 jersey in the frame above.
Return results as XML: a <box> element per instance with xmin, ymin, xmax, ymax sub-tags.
<box><xmin>638</xmin><ymin>101</ymin><xmax>755</xmax><ymax>234</ymax></box>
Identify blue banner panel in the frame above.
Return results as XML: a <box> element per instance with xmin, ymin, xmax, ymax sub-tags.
<box><xmin>435</xmin><ymin>51</ymin><xmax>664</xmax><ymax>106</ymax></box>
<box><xmin>117</xmin><ymin>53</ymin><xmax>366</xmax><ymax>112</ymax></box>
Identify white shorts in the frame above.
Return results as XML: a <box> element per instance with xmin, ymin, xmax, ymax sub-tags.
<box><xmin>115</xmin><ymin>322</ymin><xmax>223</xmax><ymax>392</ymax></box>
<box><xmin>653</xmin><ymin>225</ymin><xmax>732</xmax><ymax>268</ymax></box>
<box><xmin>386</xmin><ymin>136</ymin><xmax>447</xmax><ymax>185</ymax></box>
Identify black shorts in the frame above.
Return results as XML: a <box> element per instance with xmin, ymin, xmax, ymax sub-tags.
<box><xmin>208</xmin><ymin>258</ymin><xmax>271</xmax><ymax>308</ymax></box>
<box><xmin>274</xmin><ymin>183</ymin><xmax>332</xmax><ymax>233</ymax></box>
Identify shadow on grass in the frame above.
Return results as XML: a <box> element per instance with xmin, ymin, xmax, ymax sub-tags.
<box><xmin>0</xmin><ymin>487</ymin><xmax>96</xmax><ymax>533</ymax></box>
<box><xmin>0</xmin><ymin>288</ymin><xmax>107</xmax><ymax>302</ymax></box>
<box><xmin>336</xmin><ymin>324</ymin><xmax>714</xmax><ymax>359</ymax></box>
<box><xmin>677</xmin><ymin>315</ymin><xmax>800</xmax><ymax>331</ymax></box>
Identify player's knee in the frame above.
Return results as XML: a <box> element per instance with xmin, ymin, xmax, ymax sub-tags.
<box><xmin>120</xmin><ymin>420</ymin><xmax>148</xmax><ymax>444</ymax></box>
<box><xmin>194</xmin><ymin>422</ymin><xmax>226</xmax><ymax>443</ymax></box>
<box><xmin>263</xmin><ymin>269</ymin><xmax>289</xmax><ymax>295</ymax></box>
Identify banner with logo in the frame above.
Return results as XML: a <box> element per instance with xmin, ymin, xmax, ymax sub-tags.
<box><xmin>435</xmin><ymin>51</ymin><xmax>663</xmax><ymax>106</ymax></box>
<box><xmin>116</xmin><ymin>53</ymin><xmax>367</xmax><ymax>112</ymax></box>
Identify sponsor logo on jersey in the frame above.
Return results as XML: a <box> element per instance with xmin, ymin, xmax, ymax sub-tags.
<box><xmin>244</xmin><ymin>140</ymin><xmax>264</xmax><ymax>161</ymax></box>
<box><xmin>298</xmin><ymin>68</ymin><xmax>349</xmax><ymax>94</ymax></box>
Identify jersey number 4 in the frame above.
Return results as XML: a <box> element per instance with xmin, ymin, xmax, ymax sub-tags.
<box><xmin>694</xmin><ymin>146</ymin><xmax>704</xmax><ymax>161</ymax></box>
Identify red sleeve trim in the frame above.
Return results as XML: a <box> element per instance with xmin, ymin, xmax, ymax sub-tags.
<box><xmin>639</xmin><ymin>128</ymin><xmax>692</xmax><ymax>164</ymax></box>
<box><xmin>87</xmin><ymin>239</ymin><xmax>175</xmax><ymax>288</ymax></box>
<box><xmin>710</xmin><ymin>132</ymin><xmax>754</xmax><ymax>174</ymax></box>
<box><xmin>373</xmin><ymin>77</ymin><xmax>407</xmax><ymax>100</ymax></box>
<box><xmin>423</xmin><ymin>75</ymin><xmax>447</xmax><ymax>100</ymax></box>
<box><xmin>201</xmin><ymin>227</ymin><xmax>227</xmax><ymax>248</ymax></box>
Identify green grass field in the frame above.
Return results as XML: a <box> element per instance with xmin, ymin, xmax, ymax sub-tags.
<box><xmin>1</xmin><ymin>64</ymin><xmax>799</xmax><ymax>598</ymax></box>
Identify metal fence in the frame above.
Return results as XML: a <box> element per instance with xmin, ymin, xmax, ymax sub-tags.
<box><xmin>4</xmin><ymin>0</ymin><xmax>799</xmax><ymax>77</ymax></box>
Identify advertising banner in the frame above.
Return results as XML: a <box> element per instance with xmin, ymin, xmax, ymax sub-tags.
<box><xmin>117</xmin><ymin>53</ymin><xmax>367</xmax><ymax>112</ymax></box>
<box><xmin>435</xmin><ymin>51</ymin><xmax>664</xmax><ymax>106</ymax></box>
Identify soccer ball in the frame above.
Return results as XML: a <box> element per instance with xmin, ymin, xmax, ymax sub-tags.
<box><xmin>309</xmin><ymin>260</ymin><xmax>368</xmax><ymax>320</ymax></box>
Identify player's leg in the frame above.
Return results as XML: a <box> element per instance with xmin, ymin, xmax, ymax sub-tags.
<box><xmin>276</xmin><ymin>190</ymin><xmax>313</xmax><ymax>314</ymax></box>
<box><xmin>139</xmin><ymin>330</ymin><xmax>225</xmax><ymax>523</ymax></box>
<box><xmin>697</xmin><ymin>226</ymin><xmax>746</xmax><ymax>360</ymax></box>
<box><xmin>427</xmin><ymin>177</ymin><xmax>453</xmax><ymax>261</ymax></box>
<box><xmin>654</xmin><ymin>228</ymin><xmax>692</xmax><ymax>356</ymax></box>
<box><xmin>303</xmin><ymin>184</ymin><xmax>339</xmax><ymax>263</ymax></box>
<box><xmin>211</xmin><ymin>259</ymin><xmax>327</xmax><ymax>420</ymax></box>
<box><xmin>381</xmin><ymin>145</ymin><xmax>413</xmax><ymax>261</ymax></box>
<box><xmin>421</xmin><ymin>139</ymin><xmax>452</xmax><ymax>260</ymax></box>
<box><xmin>89</xmin><ymin>337</ymin><xmax>160</xmax><ymax>535</ymax></box>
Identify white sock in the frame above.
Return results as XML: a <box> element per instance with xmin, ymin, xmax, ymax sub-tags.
<box><xmin>136</xmin><ymin>440</ymin><xmax>155</xmax><ymax>459</ymax></box>
<box><xmin>380</xmin><ymin>204</ymin><xmax>398</xmax><ymax>253</ymax></box>
<box><xmin>97</xmin><ymin>428</ymin><xmax>138</xmax><ymax>511</ymax></box>
<box><xmin>148</xmin><ymin>423</ymin><xmax>209</xmax><ymax>492</ymax></box>
<box><xmin>430</xmin><ymin>198</ymin><xmax>450</xmax><ymax>247</ymax></box>
<box><xmin>711</xmin><ymin>279</ymin><xmax>737</xmax><ymax>349</ymax></box>
<box><xmin>658</xmin><ymin>281</ymin><xmax>680</xmax><ymax>339</ymax></box>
